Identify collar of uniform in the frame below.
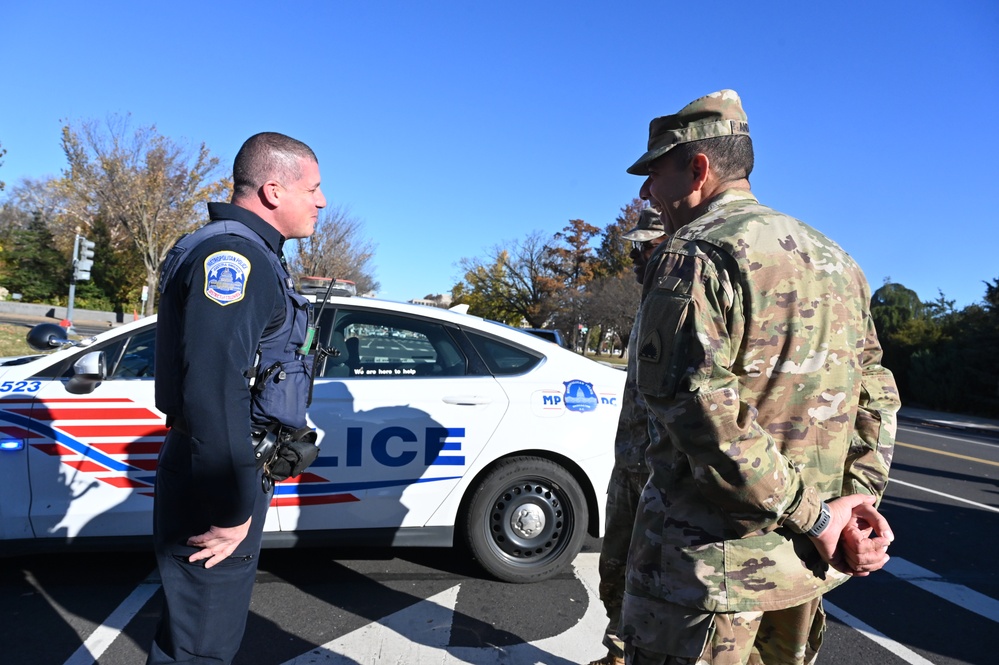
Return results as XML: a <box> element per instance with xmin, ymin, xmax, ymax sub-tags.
<box><xmin>700</xmin><ymin>188</ymin><xmax>758</xmax><ymax>217</ymax></box>
<box><xmin>207</xmin><ymin>202</ymin><xmax>284</xmax><ymax>255</ymax></box>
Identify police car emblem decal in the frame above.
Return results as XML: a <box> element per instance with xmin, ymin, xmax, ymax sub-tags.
<box><xmin>204</xmin><ymin>251</ymin><xmax>250</xmax><ymax>306</ymax></box>
<box><xmin>563</xmin><ymin>379</ymin><xmax>598</xmax><ymax>412</ymax></box>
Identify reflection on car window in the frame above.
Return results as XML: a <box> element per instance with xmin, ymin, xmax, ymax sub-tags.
<box><xmin>317</xmin><ymin>309</ymin><xmax>467</xmax><ymax>379</ymax></box>
<box><xmin>109</xmin><ymin>327</ymin><xmax>157</xmax><ymax>379</ymax></box>
<box><xmin>50</xmin><ymin>326</ymin><xmax>158</xmax><ymax>381</ymax></box>
<box><xmin>465</xmin><ymin>331</ymin><xmax>542</xmax><ymax>376</ymax></box>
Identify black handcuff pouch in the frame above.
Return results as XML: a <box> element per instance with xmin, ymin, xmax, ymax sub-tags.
<box><xmin>252</xmin><ymin>422</ymin><xmax>320</xmax><ymax>485</ymax></box>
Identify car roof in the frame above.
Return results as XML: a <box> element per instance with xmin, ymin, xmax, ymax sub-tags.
<box><xmin>309</xmin><ymin>297</ymin><xmax>561</xmax><ymax>349</ymax></box>
<box><xmin>12</xmin><ymin>296</ymin><xmax>581</xmax><ymax>369</ymax></box>
<box><xmin>32</xmin><ymin>297</ymin><xmax>523</xmax><ymax>344</ymax></box>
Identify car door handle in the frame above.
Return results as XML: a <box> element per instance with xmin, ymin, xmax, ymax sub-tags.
<box><xmin>442</xmin><ymin>395</ymin><xmax>493</xmax><ymax>406</ymax></box>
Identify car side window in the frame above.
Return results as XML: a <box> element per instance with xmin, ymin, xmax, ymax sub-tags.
<box><xmin>317</xmin><ymin>309</ymin><xmax>467</xmax><ymax>379</ymax></box>
<box><xmin>464</xmin><ymin>331</ymin><xmax>542</xmax><ymax>376</ymax></box>
<box><xmin>43</xmin><ymin>325</ymin><xmax>157</xmax><ymax>380</ymax></box>
<box><xmin>107</xmin><ymin>327</ymin><xmax>157</xmax><ymax>379</ymax></box>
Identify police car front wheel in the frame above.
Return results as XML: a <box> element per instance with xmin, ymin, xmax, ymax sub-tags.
<box><xmin>464</xmin><ymin>456</ymin><xmax>587</xmax><ymax>584</ymax></box>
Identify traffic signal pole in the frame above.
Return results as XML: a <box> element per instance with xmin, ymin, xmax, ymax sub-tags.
<box><xmin>64</xmin><ymin>233</ymin><xmax>96</xmax><ymax>331</ymax></box>
<box><xmin>64</xmin><ymin>234</ymin><xmax>80</xmax><ymax>329</ymax></box>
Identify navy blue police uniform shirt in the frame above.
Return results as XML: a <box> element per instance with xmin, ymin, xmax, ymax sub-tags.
<box><xmin>156</xmin><ymin>202</ymin><xmax>287</xmax><ymax>528</ymax></box>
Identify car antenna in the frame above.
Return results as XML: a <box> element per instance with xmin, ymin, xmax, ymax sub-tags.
<box><xmin>306</xmin><ymin>277</ymin><xmax>339</xmax><ymax>407</ymax></box>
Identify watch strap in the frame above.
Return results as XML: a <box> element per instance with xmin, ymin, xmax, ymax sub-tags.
<box><xmin>806</xmin><ymin>501</ymin><xmax>832</xmax><ymax>537</ymax></box>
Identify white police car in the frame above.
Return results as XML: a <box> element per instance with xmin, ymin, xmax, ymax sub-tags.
<box><xmin>0</xmin><ymin>294</ymin><xmax>624</xmax><ymax>583</ymax></box>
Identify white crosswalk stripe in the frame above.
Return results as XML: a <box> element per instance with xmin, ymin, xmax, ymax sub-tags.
<box><xmin>885</xmin><ymin>557</ymin><xmax>999</xmax><ymax>623</ymax></box>
<box><xmin>62</xmin><ymin>551</ymin><xmax>997</xmax><ymax>664</ymax></box>
<box><xmin>280</xmin><ymin>553</ymin><xmax>606</xmax><ymax>665</ymax></box>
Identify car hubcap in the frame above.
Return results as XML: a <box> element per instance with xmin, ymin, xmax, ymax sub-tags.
<box><xmin>510</xmin><ymin>503</ymin><xmax>546</xmax><ymax>538</ymax></box>
<box><xmin>487</xmin><ymin>478</ymin><xmax>573</xmax><ymax>565</ymax></box>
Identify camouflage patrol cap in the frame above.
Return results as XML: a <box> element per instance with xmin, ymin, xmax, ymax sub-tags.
<box><xmin>621</xmin><ymin>207</ymin><xmax>665</xmax><ymax>242</ymax></box>
<box><xmin>627</xmin><ymin>89</ymin><xmax>750</xmax><ymax>176</ymax></box>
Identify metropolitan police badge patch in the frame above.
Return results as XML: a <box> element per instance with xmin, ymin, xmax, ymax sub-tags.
<box><xmin>203</xmin><ymin>251</ymin><xmax>251</xmax><ymax>306</ymax></box>
<box><xmin>563</xmin><ymin>379</ymin><xmax>598</xmax><ymax>413</ymax></box>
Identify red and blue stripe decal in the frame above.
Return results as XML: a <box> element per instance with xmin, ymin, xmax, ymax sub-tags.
<box><xmin>0</xmin><ymin>397</ymin><xmax>457</xmax><ymax>506</ymax></box>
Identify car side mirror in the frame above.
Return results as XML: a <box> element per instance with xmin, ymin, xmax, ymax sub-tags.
<box><xmin>66</xmin><ymin>351</ymin><xmax>107</xmax><ymax>395</ymax></box>
<box><xmin>27</xmin><ymin>323</ymin><xmax>71</xmax><ymax>351</ymax></box>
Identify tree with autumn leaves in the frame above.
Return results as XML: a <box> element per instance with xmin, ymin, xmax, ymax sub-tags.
<box><xmin>0</xmin><ymin>140</ymin><xmax>6</xmax><ymax>192</ymax></box>
<box><xmin>57</xmin><ymin>116</ymin><xmax>231</xmax><ymax>315</ymax></box>
<box><xmin>452</xmin><ymin>198</ymin><xmax>648</xmax><ymax>355</ymax></box>
<box><xmin>0</xmin><ymin>118</ymin><xmax>230</xmax><ymax>314</ymax></box>
<box><xmin>454</xmin><ymin>205</ymin><xmax>999</xmax><ymax>416</ymax></box>
<box><xmin>0</xmin><ymin>121</ymin><xmax>379</xmax><ymax>314</ymax></box>
<box><xmin>453</xmin><ymin>231</ymin><xmax>562</xmax><ymax>328</ymax></box>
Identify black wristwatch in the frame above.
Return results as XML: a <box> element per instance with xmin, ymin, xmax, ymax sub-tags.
<box><xmin>806</xmin><ymin>501</ymin><xmax>832</xmax><ymax>537</ymax></box>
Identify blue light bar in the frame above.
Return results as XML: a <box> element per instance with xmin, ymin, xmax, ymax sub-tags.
<box><xmin>0</xmin><ymin>438</ymin><xmax>25</xmax><ymax>451</ymax></box>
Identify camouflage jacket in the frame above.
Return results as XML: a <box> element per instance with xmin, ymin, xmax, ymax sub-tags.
<box><xmin>614</xmin><ymin>313</ymin><xmax>658</xmax><ymax>470</ymax></box>
<box><xmin>627</xmin><ymin>189</ymin><xmax>899</xmax><ymax>613</ymax></box>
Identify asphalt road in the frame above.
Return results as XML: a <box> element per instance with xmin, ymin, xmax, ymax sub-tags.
<box><xmin>819</xmin><ymin>419</ymin><xmax>999</xmax><ymax>665</ymax></box>
<box><xmin>2</xmin><ymin>417</ymin><xmax>996</xmax><ymax>664</ymax></box>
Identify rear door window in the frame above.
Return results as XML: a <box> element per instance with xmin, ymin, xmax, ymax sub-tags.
<box><xmin>464</xmin><ymin>331</ymin><xmax>542</xmax><ymax>376</ymax></box>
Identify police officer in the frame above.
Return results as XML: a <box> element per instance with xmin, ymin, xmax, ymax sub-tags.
<box><xmin>589</xmin><ymin>207</ymin><xmax>666</xmax><ymax>665</ymax></box>
<box><xmin>620</xmin><ymin>91</ymin><xmax>900</xmax><ymax>664</ymax></box>
<box><xmin>148</xmin><ymin>132</ymin><xmax>325</xmax><ymax>664</ymax></box>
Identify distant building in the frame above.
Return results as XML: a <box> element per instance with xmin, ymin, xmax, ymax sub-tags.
<box><xmin>409</xmin><ymin>293</ymin><xmax>452</xmax><ymax>309</ymax></box>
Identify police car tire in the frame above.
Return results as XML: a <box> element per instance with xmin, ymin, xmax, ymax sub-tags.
<box><xmin>464</xmin><ymin>456</ymin><xmax>588</xmax><ymax>584</ymax></box>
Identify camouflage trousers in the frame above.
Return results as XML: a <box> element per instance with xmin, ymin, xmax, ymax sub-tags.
<box><xmin>598</xmin><ymin>465</ymin><xmax>650</xmax><ymax>657</ymax></box>
<box><xmin>624</xmin><ymin>596</ymin><xmax>825</xmax><ymax>665</ymax></box>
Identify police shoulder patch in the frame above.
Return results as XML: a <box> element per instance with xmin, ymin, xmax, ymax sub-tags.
<box><xmin>204</xmin><ymin>251</ymin><xmax>251</xmax><ymax>306</ymax></box>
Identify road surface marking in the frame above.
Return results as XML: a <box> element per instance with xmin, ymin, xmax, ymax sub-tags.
<box><xmin>896</xmin><ymin>440</ymin><xmax>999</xmax><ymax>468</ymax></box>
<box><xmin>899</xmin><ymin>425</ymin><xmax>999</xmax><ymax>448</ymax></box>
<box><xmin>282</xmin><ymin>585</ymin><xmax>460</xmax><ymax>663</ymax></box>
<box><xmin>62</xmin><ymin>570</ymin><xmax>160</xmax><ymax>665</ymax></box>
<box><xmin>885</xmin><ymin>557</ymin><xmax>999</xmax><ymax>623</ymax></box>
<box><xmin>64</xmin><ymin>551</ymin><xmax>993</xmax><ymax>663</ymax></box>
<box><xmin>281</xmin><ymin>553</ymin><xmax>606</xmax><ymax>664</ymax></box>
<box><xmin>890</xmin><ymin>478</ymin><xmax>999</xmax><ymax>513</ymax></box>
<box><xmin>824</xmin><ymin>600</ymin><xmax>935</xmax><ymax>665</ymax></box>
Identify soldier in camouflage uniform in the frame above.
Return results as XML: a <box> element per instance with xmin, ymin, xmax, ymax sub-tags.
<box><xmin>589</xmin><ymin>208</ymin><xmax>667</xmax><ymax>665</ymax></box>
<box><xmin>619</xmin><ymin>90</ymin><xmax>901</xmax><ymax>665</ymax></box>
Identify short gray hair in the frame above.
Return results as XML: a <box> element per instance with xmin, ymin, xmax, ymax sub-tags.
<box><xmin>668</xmin><ymin>135</ymin><xmax>754</xmax><ymax>183</ymax></box>
<box><xmin>232</xmin><ymin>132</ymin><xmax>318</xmax><ymax>201</ymax></box>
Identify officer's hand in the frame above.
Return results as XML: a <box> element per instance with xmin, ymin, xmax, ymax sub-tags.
<box><xmin>809</xmin><ymin>495</ymin><xmax>894</xmax><ymax>577</ymax></box>
<box><xmin>839</xmin><ymin>507</ymin><xmax>894</xmax><ymax>576</ymax></box>
<box><xmin>187</xmin><ymin>517</ymin><xmax>252</xmax><ymax>569</ymax></box>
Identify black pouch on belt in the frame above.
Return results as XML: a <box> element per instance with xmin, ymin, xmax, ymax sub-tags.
<box><xmin>264</xmin><ymin>426</ymin><xmax>320</xmax><ymax>482</ymax></box>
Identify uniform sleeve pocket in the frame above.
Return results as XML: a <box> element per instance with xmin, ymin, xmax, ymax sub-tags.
<box><xmin>636</xmin><ymin>289</ymin><xmax>692</xmax><ymax>399</ymax></box>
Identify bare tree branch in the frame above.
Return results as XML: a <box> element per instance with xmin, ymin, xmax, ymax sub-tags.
<box><xmin>288</xmin><ymin>204</ymin><xmax>380</xmax><ymax>295</ymax></box>
<box><xmin>58</xmin><ymin>114</ymin><xmax>231</xmax><ymax>314</ymax></box>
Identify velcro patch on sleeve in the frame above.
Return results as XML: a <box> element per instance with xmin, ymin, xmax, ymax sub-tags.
<box><xmin>203</xmin><ymin>251</ymin><xmax>251</xmax><ymax>306</ymax></box>
<box><xmin>636</xmin><ymin>290</ymin><xmax>692</xmax><ymax>398</ymax></box>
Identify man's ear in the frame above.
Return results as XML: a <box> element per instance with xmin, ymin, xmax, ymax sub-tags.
<box><xmin>259</xmin><ymin>180</ymin><xmax>282</xmax><ymax>209</ymax></box>
<box><xmin>690</xmin><ymin>153</ymin><xmax>711</xmax><ymax>192</ymax></box>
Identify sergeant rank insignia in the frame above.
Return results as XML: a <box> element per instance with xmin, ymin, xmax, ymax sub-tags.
<box><xmin>204</xmin><ymin>251</ymin><xmax>251</xmax><ymax>306</ymax></box>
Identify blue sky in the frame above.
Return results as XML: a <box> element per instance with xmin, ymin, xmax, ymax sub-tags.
<box><xmin>2</xmin><ymin>1</ymin><xmax>997</xmax><ymax>307</ymax></box>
